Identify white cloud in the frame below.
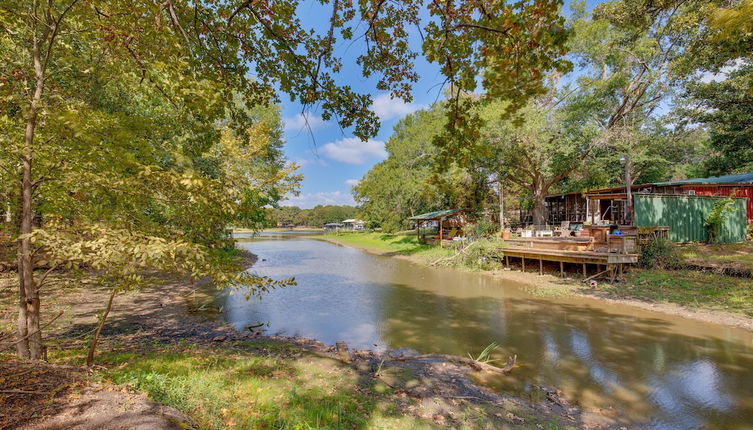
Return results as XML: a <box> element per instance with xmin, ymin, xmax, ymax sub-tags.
<box><xmin>345</xmin><ymin>179</ymin><xmax>360</xmax><ymax>187</ymax></box>
<box><xmin>699</xmin><ymin>58</ymin><xmax>744</xmax><ymax>83</ymax></box>
<box><xmin>284</xmin><ymin>112</ymin><xmax>326</xmax><ymax>131</ymax></box>
<box><xmin>281</xmin><ymin>191</ymin><xmax>356</xmax><ymax>208</ymax></box>
<box><xmin>321</xmin><ymin>137</ymin><xmax>387</xmax><ymax>164</ymax></box>
<box><xmin>370</xmin><ymin>93</ymin><xmax>422</xmax><ymax>121</ymax></box>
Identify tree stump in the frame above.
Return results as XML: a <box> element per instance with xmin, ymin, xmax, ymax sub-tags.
<box><xmin>335</xmin><ymin>341</ymin><xmax>351</xmax><ymax>363</ymax></box>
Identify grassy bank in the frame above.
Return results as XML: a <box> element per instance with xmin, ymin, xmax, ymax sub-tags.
<box><xmin>311</xmin><ymin>231</ymin><xmax>456</xmax><ymax>262</ymax></box>
<box><xmin>58</xmin><ymin>341</ymin><xmax>579</xmax><ymax>430</ymax></box>
<box><xmin>677</xmin><ymin>242</ymin><xmax>753</xmax><ymax>274</ymax></box>
<box><xmin>604</xmin><ymin>269</ymin><xmax>753</xmax><ymax>317</ymax></box>
<box><xmin>49</xmin><ymin>342</ymin><xmax>432</xmax><ymax>430</ymax></box>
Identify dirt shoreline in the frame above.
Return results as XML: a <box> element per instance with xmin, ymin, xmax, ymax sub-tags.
<box><xmin>315</xmin><ymin>235</ymin><xmax>753</xmax><ymax>332</ymax></box>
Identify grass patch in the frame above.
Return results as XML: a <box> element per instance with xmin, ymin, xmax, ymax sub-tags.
<box><xmin>88</xmin><ymin>341</ymin><xmax>571</xmax><ymax>430</ymax></box>
<box><xmin>93</xmin><ymin>343</ymin><xmax>431</xmax><ymax>430</ymax></box>
<box><xmin>4</xmin><ymin>342</ymin><xmax>575</xmax><ymax>430</ymax></box>
<box><xmin>315</xmin><ymin>232</ymin><xmax>513</xmax><ymax>272</ymax></box>
<box><xmin>601</xmin><ymin>269</ymin><xmax>753</xmax><ymax>316</ymax></box>
<box><xmin>39</xmin><ymin>345</ymin><xmax>337</xmax><ymax>428</ymax></box>
<box><xmin>678</xmin><ymin>242</ymin><xmax>753</xmax><ymax>271</ymax></box>
<box><xmin>312</xmin><ymin>232</ymin><xmax>455</xmax><ymax>262</ymax></box>
<box><xmin>521</xmin><ymin>282</ymin><xmax>579</xmax><ymax>298</ymax></box>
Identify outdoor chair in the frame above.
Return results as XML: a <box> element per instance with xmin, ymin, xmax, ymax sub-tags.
<box><xmin>554</xmin><ymin>221</ymin><xmax>571</xmax><ymax>237</ymax></box>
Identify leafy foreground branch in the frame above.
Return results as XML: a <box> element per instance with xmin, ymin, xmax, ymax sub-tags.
<box><xmin>24</xmin><ymin>225</ymin><xmax>294</xmax><ymax>366</ymax></box>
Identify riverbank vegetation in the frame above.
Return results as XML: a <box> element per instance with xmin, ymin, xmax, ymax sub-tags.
<box><xmin>313</xmin><ymin>231</ymin><xmax>451</xmax><ymax>258</ymax></box>
<box><xmin>611</xmin><ymin>270</ymin><xmax>753</xmax><ymax>317</ymax></box>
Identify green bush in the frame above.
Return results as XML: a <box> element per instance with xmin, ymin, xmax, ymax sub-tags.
<box><xmin>704</xmin><ymin>195</ymin><xmax>739</xmax><ymax>243</ymax></box>
<box><xmin>638</xmin><ymin>238</ymin><xmax>683</xmax><ymax>269</ymax></box>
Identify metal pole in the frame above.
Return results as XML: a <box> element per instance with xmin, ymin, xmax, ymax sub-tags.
<box><xmin>439</xmin><ymin>218</ymin><xmax>443</xmax><ymax>247</ymax></box>
<box><xmin>498</xmin><ymin>181</ymin><xmax>505</xmax><ymax>231</ymax></box>
<box><xmin>624</xmin><ymin>155</ymin><xmax>633</xmax><ymax>225</ymax></box>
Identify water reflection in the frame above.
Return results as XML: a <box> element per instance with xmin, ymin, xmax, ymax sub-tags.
<box><xmin>222</xmin><ymin>236</ymin><xmax>753</xmax><ymax>430</ymax></box>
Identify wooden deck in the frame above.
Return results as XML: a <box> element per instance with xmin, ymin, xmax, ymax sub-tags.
<box><xmin>501</xmin><ymin>246</ymin><xmax>638</xmax><ymax>281</ymax></box>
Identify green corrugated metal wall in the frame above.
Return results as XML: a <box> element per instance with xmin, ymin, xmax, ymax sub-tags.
<box><xmin>634</xmin><ymin>195</ymin><xmax>748</xmax><ymax>242</ymax></box>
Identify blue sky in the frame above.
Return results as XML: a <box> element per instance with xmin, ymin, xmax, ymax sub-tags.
<box><xmin>278</xmin><ymin>0</ymin><xmax>599</xmax><ymax>208</ymax></box>
<box><xmin>274</xmin><ymin>0</ymin><xmax>453</xmax><ymax>208</ymax></box>
<box><xmin>280</xmin><ymin>88</ymin><xmax>434</xmax><ymax>208</ymax></box>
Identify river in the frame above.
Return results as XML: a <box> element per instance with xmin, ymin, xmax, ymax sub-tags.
<box><xmin>222</xmin><ymin>232</ymin><xmax>753</xmax><ymax>430</ymax></box>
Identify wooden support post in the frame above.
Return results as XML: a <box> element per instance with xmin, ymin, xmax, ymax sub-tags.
<box><xmin>439</xmin><ymin>218</ymin><xmax>443</xmax><ymax>247</ymax></box>
<box><xmin>582</xmin><ymin>263</ymin><xmax>587</xmax><ymax>277</ymax></box>
<box><xmin>522</xmin><ymin>258</ymin><xmax>526</xmax><ymax>272</ymax></box>
<box><xmin>560</xmin><ymin>261</ymin><xmax>564</xmax><ymax>277</ymax></box>
<box><xmin>539</xmin><ymin>258</ymin><xmax>543</xmax><ymax>275</ymax></box>
<box><xmin>505</xmin><ymin>255</ymin><xmax>509</xmax><ymax>269</ymax></box>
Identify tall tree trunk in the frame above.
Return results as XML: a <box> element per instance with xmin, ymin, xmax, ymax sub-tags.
<box><xmin>16</xmin><ymin>253</ymin><xmax>29</xmax><ymax>358</ymax></box>
<box><xmin>531</xmin><ymin>176</ymin><xmax>547</xmax><ymax>227</ymax></box>
<box><xmin>17</xmin><ymin>15</ymin><xmax>46</xmax><ymax>359</ymax></box>
<box><xmin>21</xmin><ymin>105</ymin><xmax>42</xmax><ymax>359</ymax></box>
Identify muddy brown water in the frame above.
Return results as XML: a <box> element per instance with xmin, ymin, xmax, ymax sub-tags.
<box><xmin>222</xmin><ymin>233</ymin><xmax>753</xmax><ymax>430</ymax></box>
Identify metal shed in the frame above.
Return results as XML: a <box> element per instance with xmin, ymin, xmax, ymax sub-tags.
<box><xmin>633</xmin><ymin>194</ymin><xmax>748</xmax><ymax>243</ymax></box>
<box><xmin>653</xmin><ymin>172</ymin><xmax>753</xmax><ymax>223</ymax></box>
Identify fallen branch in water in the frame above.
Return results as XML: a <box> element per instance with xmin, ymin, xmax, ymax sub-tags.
<box><xmin>431</xmin><ymin>241</ymin><xmax>481</xmax><ymax>266</ymax></box>
<box><xmin>389</xmin><ymin>353</ymin><xmax>516</xmax><ymax>375</ymax></box>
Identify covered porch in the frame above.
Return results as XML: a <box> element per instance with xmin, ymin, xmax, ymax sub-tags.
<box><xmin>408</xmin><ymin>208</ymin><xmax>471</xmax><ymax>246</ymax></box>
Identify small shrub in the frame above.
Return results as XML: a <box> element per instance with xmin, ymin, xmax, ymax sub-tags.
<box><xmin>704</xmin><ymin>195</ymin><xmax>740</xmax><ymax>243</ymax></box>
<box><xmin>639</xmin><ymin>238</ymin><xmax>682</xmax><ymax>269</ymax></box>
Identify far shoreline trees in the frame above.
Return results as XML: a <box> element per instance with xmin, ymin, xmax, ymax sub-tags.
<box><xmin>267</xmin><ymin>205</ymin><xmax>359</xmax><ymax>228</ymax></box>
